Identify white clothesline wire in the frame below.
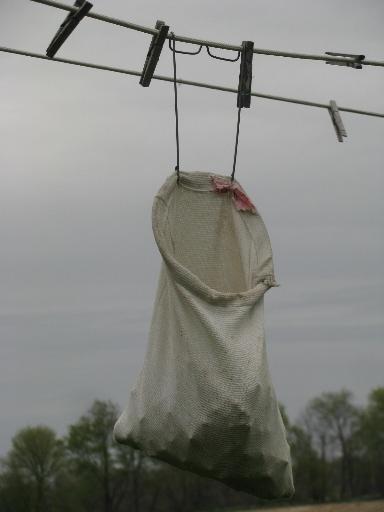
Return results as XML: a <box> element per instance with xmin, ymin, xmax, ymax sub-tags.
<box><xmin>1</xmin><ymin>45</ymin><xmax>383</xmax><ymax>118</ymax></box>
<box><xmin>30</xmin><ymin>0</ymin><xmax>384</xmax><ymax>68</ymax></box>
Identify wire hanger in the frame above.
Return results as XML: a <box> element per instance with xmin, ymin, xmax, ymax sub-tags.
<box><xmin>167</xmin><ymin>39</ymin><xmax>241</xmax><ymax>62</ymax></box>
<box><xmin>169</xmin><ymin>34</ymin><xmax>254</xmax><ymax>182</ymax></box>
<box><xmin>170</xmin><ymin>33</ymin><xmax>180</xmax><ymax>184</ymax></box>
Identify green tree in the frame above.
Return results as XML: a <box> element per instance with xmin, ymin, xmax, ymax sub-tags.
<box><xmin>66</xmin><ymin>400</ymin><xmax>120</xmax><ymax>512</ymax></box>
<box><xmin>0</xmin><ymin>459</ymin><xmax>32</xmax><ymax>512</ymax></box>
<box><xmin>113</xmin><ymin>435</ymin><xmax>151</xmax><ymax>512</ymax></box>
<box><xmin>279</xmin><ymin>402</ymin><xmax>325</xmax><ymax>502</ymax></box>
<box><xmin>0</xmin><ymin>425</ymin><xmax>65</xmax><ymax>512</ymax></box>
<box><xmin>302</xmin><ymin>389</ymin><xmax>359</xmax><ymax>500</ymax></box>
<box><xmin>65</xmin><ymin>399</ymin><xmax>154</xmax><ymax>512</ymax></box>
<box><xmin>289</xmin><ymin>424</ymin><xmax>325</xmax><ymax>502</ymax></box>
<box><xmin>358</xmin><ymin>387</ymin><xmax>384</xmax><ymax>495</ymax></box>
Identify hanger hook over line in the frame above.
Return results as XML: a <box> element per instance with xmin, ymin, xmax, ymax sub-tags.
<box><xmin>168</xmin><ymin>39</ymin><xmax>241</xmax><ymax>61</ymax></box>
<box><xmin>168</xmin><ymin>32</ymin><xmax>248</xmax><ymax>182</ymax></box>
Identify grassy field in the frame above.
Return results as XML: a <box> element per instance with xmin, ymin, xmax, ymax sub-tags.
<box><xmin>242</xmin><ymin>500</ymin><xmax>384</xmax><ymax>512</ymax></box>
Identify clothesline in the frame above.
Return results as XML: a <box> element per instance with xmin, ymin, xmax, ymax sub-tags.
<box><xmin>2</xmin><ymin>45</ymin><xmax>383</xmax><ymax>119</ymax></box>
<box><xmin>31</xmin><ymin>0</ymin><xmax>384</xmax><ymax>68</ymax></box>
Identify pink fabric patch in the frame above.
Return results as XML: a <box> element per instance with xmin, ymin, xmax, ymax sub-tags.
<box><xmin>210</xmin><ymin>176</ymin><xmax>257</xmax><ymax>214</ymax></box>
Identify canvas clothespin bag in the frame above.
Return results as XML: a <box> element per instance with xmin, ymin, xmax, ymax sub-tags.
<box><xmin>113</xmin><ymin>170</ymin><xmax>294</xmax><ymax>499</ymax></box>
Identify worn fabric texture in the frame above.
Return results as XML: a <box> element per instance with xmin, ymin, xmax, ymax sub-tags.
<box><xmin>113</xmin><ymin>170</ymin><xmax>294</xmax><ymax>499</ymax></box>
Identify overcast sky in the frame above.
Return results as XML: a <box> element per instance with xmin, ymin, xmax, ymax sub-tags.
<box><xmin>0</xmin><ymin>0</ymin><xmax>383</xmax><ymax>456</ymax></box>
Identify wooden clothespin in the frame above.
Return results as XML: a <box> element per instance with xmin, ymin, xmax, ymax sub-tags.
<box><xmin>325</xmin><ymin>52</ymin><xmax>365</xmax><ymax>70</ymax></box>
<box><xmin>46</xmin><ymin>0</ymin><xmax>93</xmax><ymax>58</ymax></box>
<box><xmin>237</xmin><ymin>41</ymin><xmax>254</xmax><ymax>108</ymax></box>
<box><xmin>140</xmin><ymin>20</ymin><xmax>169</xmax><ymax>87</ymax></box>
<box><xmin>328</xmin><ymin>100</ymin><xmax>347</xmax><ymax>142</ymax></box>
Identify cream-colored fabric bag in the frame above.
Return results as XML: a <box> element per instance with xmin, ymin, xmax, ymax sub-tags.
<box><xmin>113</xmin><ymin>171</ymin><xmax>294</xmax><ymax>499</ymax></box>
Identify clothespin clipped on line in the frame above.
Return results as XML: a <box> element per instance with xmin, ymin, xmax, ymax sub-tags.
<box><xmin>325</xmin><ymin>52</ymin><xmax>365</xmax><ymax>69</ymax></box>
<box><xmin>237</xmin><ymin>41</ymin><xmax>254</xmax><ymax>108</ymax></box>
<box><xmin>328</xmin><ymin>100</ymin><xmax>347</xmax><ymax>142</ymax></box>
<box><xmin>140</xmin><ymin>20</ymin><xmax>169</xmax><ymax>87</ymax></box>
<box><xmin>46</xmin><ymin>0</ymin><xmax>93</xmax><ymax>58</ymax></box>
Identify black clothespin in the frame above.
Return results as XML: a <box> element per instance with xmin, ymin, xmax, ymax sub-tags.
<box><xmin>46</xmin><ymin>0</ymin><xmax>93</xmax><ymax>58</ymax></box>
<box><xmin>237</xmin><ymin>41</ymin><xmax>254</xmax><ymax>108</ymax></box>
<box><xmin>140</xmin><ymin>20</ymin><xmax>169</xmax><ymax>87</ymax></box>
<box><xmin>328</xmin><ymin>100</ymin><xmax>347</xmax><ymax>142</ymax></box>
<box><xmin>325</xmin><ymin>52</ymin><xmax>365</xmax><ymax>69</ymax></box>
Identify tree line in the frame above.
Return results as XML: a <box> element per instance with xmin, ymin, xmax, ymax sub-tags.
<box><xmin>0</xmin><ymin>386</ymin><xmax>383</xmax><ymax>512</ymax></box>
